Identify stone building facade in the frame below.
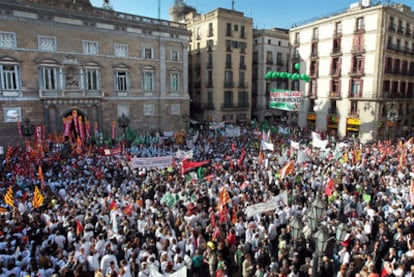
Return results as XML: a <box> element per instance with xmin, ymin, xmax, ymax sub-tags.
<box><xmin>0</xmin><ymin>0</ymin><xmax>191</xmax><ymax>146</ymax></box>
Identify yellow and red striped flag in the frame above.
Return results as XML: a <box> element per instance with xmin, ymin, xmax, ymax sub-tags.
<box><xmin>217</xmin><ymin>187</ymin><xmax>231</xmax><ymax>209</ymax></box>
<box><xmin>0</xmin><ymin>206</ymin><xmax>7</xmax><ymax>214</ymax></box>
<box><xmin>279</xmin><ymin>160</ymin><xmax>295</xmax><ymax>179</ymax></box>
<box><xmin>32</xmin><ymin>186</ymin><xmax>44</xmax><ymax>209</ymax></box>
<box><xmin>4</xmin><ymin>186</ymin><xmax>14</xmax><ymax>208</ymax></box>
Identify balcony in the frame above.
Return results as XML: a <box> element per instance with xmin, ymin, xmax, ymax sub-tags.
<box><xmin>224</xmin><ymin>81</ymin><xmax>234</xmax><ymax>88</ymax></box>
<box><xmin>331</xmin><ymin>48</ymin><xmax>342</xmax><ymax>56</ymax></box>
<box><xmin>239</xmin><ymin>64</ymin><xmax>246</xmax><ymax>70</ymax></box>
<box><xmin>276</xmin><ymin>60</ymin><xmax>284</xmax><ymax>66</ymax></box>
<box><xmin>266</xmin><ymin>59</ymin><xmax>273</xmax><ymax>65</ymax></box>
<box><xmin>221</xmin><ymin>102</ymin><xmax>249</xmax><ymax>110</ymax></box>
<box><xmin>330</xmin><ymin>69</ymin><xmax>341</xmax><ymax>77</ymax></box>
<box><xmin>329</xmin><ymin>91</ymin><xmax>341</xmax><ymax>99</ymax></box>
<box><xmin>205</xmin><ymin>82</ymin><xmax>213</xmax><ymax>88</ymax></box>
<box><xmin>39</xmin><ymin>89</ymin><xmax>105</xmax><ymax>98</ymax></box>
<box><xmin>405</xmin><ymin>30</ymin><xmax>412</xmax><ymax>37</ymax></box>
<box><xmin>293</xmin><ymin>40</ymin><xmax>300</xmax><ymax>47</ymax></box>
<box><xmin>349</xmin><ymin>70</ymin><xmax>364</xmax><ymax>77</ymax></box>
<box><xmin>310</xmin><ymin>51</ymin><xmax>319</xmax><ymax>59</ymax></box>
<box><xmin>238</xmin><ymin>82</ymin><xmax>248</xmax><ymax>88</ymax></box>
<box><xmin>207</xmin><ymin>30</ymin><xmax>214</xmax><ymax>37</ymax></box>
<box><xmin>225</xmin><ymin>62</ymin><xmax>232</xmax><ymax>69</ymax></box>
<box><xmin>206</xmin><ymin>62</ymin><xmax>213</xmax><ymax>69</ymax></box>
<box><xmin>309</xmin><ymin>71</ymin><xmax>318</xmax><ymax>78</ymax></box>
<box><xmin>240</xmin><ymin>33</ymin><xmax>246</xmax><ymax>39</ymax></box>
<box><xmin>348</xmin><ymin>91</ymin><xmax>362</xmax><ymax>98</ymax></box>
<box><xmin>351</xmin><ymin>46</ymin><xmax>365</xmax><ymax>54</ymax></box>
<box><xmin>204</xmin><ymin>102</ymin><xmax>215</xmax><ymax>110</ymax></box>
<box><xmin>388</xmin><ymin>24</ymin><xmax>396</xmax><ymax>32</ymax></box>
<box><xmin>397</xmin><ymin>26</ymin><xmax>404</xmax><ymax>34</ymax></box>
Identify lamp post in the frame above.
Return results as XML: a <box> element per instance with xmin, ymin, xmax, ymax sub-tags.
<box><xmin>117</xmin><ymin>113</ymin><xmax>130</xmax><ymax>145</ymax></box>
<box><xmin>290</xmin><ymin>216</ymin><xmax>304</xmax><ymax>249</ymax></box>
<box><xmin>21</xmin><ymin>118</ymin><xmax>34</xmax><ymax>143</ymax></box>
<box><xmin>312</xmin><ymin>226</ymin><xmax>330</xmax><ymax>277</ymax></box>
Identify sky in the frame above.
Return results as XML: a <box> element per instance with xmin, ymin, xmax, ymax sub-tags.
<box><xmin>89</xmin><ymin>0</ymin><xmax>414</xmax><ymax>29</ymax></box>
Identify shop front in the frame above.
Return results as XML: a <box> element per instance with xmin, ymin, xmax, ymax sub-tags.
<box><xmin>327</xmin><ymin>115</ymin><xmax>338</xmax><ymax>137</ymax></box>
<box><xmin>307</xmin><ymin>113</ymin><xmax>317</xmax><ymax>130</ymax></box>
<box><xmin>346</xmin><ymin>118</ymin><xmax>360</xmax><ymax>138</ymax></box>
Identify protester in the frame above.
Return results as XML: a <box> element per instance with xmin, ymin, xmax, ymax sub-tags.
<box><xmin>0</xmin><ymin>122</ymin><xmax>413</xmax><ymax>277</ymax></box>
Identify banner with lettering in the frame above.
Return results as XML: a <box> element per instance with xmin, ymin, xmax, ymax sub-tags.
<box><xmin>129</xmin><ymin>156</ymin><xmax>174</xmax><ymax>169</ymax></box>
<box><xmin>269</xmin><ymin>89</ymin><xmax>303</xmax><ymax>111</ymax></box>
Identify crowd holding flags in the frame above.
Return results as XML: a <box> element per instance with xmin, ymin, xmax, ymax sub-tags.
<box><xmin>4</xmin><ymin>186</ymin><xmax>14</xmax><ymax>208</ymax></box>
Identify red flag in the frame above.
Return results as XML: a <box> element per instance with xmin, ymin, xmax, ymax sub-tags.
<box><xmin>122</xmin><ymin>204</ymin><xmax>133</xmax><ymax>216</ymax></box>
<box><xmin>232</xmin><ymin>205</ymin><xmax>238</xmax><ymax>224</ymax></box>
<box><xmin>38</xmin><ymin>165</ymin><xmax>44</xmax><ymax>185</ymax></box>
<box><xmin>237</xmin><ymin>149</ymin><xmax>245</xmax><ymax>169</ymax></box>
<box><xmin>109</xmin><ymin>200</ymin><xmax>117</xmax><ymax>211</ymax></box>
<box><xmin>181</xmin><ymin>159</ymin><xmax>210</xmax><ymax>175</ymax></box>
<box><xmin>76</xmin><ymin>219</ymin><xmax>83</xmax><ymax>236</ymax></box>
<box><xmin>72</xmin><ymin>110</ymin><xmax>79</xmax><ymax>134</ymax></box>
<box><xmin>258</xmin><ymin>150</ymin><xmax>264</xmax><ymax>165</ymax></box>
<box><xmin>218</xmin><ymin>205</ymin><xmax>229</xmax><ymax>224</ymax></box>
<box><xmin>231</xmin><ymin>143</ymin><xmax>235</xmax><ymax>152</ymax></box>
<box><xmin>324</xmin><ymin>178</ymin><xmax>335</xmax><ymax>196</ymax></box>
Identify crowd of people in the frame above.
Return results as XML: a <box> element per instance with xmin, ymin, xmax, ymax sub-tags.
<box><xmin>0</xmin><ymin>122</ymin><xmax>414</xmax><ymax>277</ymax></box>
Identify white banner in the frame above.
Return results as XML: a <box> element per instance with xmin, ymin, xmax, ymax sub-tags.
<box><xmin>312</xmin><ymin>132</ymin><xmax>328</xmax><ymax>149</ymax></box>
<box><xmin>129</xmin><ymin>156</ymin><xmax>174</xmax><ymax>169</ymax></box>
<box><xmin>290</xmin><ymin>140</ymin><xmax>300</xmax><ymax>150</ymax></box>
<box><xmin>225</xmin><ymin>126</ymin><xmax>241</xmax><ymax>137</ymax></box>
<box><xmin>244</xmin><ymin>191</ymin><xmax>288</xmax><ymax>218</ymax></box>
<box><xmin>176</xmin><ymin>149</ymin><xmax>193</xmax><ymax>159</ymax></box>
<box><xmin>261</xmin><ymin>140</ymin><xmax>274</xmax><ymax>151</ymax></box>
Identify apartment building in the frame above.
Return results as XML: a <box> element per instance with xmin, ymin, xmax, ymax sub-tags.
<box><xmin>252</xmin><ymin>28</ymin><xmax>290</xmax><ymax>123</ymax></box>
<box><xmin>290</xmin><ymin>1</ymin><xmax>414</xmax><ymax>142</ymax></box>
<box><xmin>180</xmin><ymin>8</ymin><xmax>253</xmax><ymax>124</ymax></box>
<box><xmin>0</xmin><ymin>0</ymin><xmax>191</xmax><ymax>146</ymax></box>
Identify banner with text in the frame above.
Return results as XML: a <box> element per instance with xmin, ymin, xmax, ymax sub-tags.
<box><xmin>269</xmin><ymin>89</ymin><xmax>303</xmax><ymax>111</ymax></box>
<box><xmin>129</xmin><ymin>156</ymin><xmax>174</xmax><ymax>169</ymax></box>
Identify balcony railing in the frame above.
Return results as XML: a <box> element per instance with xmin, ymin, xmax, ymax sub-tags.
<box><xmin>221</xmin><ymin>102</ymin><xmax>249</xmax><ymax>109</ymax></box>
<box><xmin>224</xmin><ymin>81</ymin><xmax>234</xmax><ymax>88</ymax></box>
<box><xmin>204</xmin><ymin>102</ymin><xmax>215</xmax><ymax>110</ymax></box>
<box><xmin>351</xmin><ymin>46</ymin><xmax>365</xmax><ymax>54</ymax></box>
<box><xmin>239</xmin><ymin>64</ymin><xmax>246</xmax><ymax>70</ymax></box>
<box><xmin>238</xmin><ymin>82</ymin><xmax>248</xmax><ymax>88</ymax></box>
<box><xmin>348</xmin><ymin>91</ymin><xmax>362</xmax><ymax>98</ymax></box>
<box><xmin>348</xmin><ymin>111</ymin><xmax>359</xmax><ymax>118</ymax></box>
<box><xmin>329</xmin><ymin>91</ymin><xmax>341</xmax><ymax>98</ymax></box>
<box><xmin>39</xmin><ymin>89</ymin><xmax>105</xmax><ymax>98</ymax></box>
<box><xmin>206</xmin><ymin>62</ymin><xmax>213</xmax><ymax>69</ymax></box>
<box><xmin>349</xmin><ymin>70</ymin><xmax>364</xmax><ymax>77</ymax></box>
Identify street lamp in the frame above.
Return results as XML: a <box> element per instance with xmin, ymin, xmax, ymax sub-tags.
<box><xmin>335</xmin><ymin>222</ymin><xmax>350</xmax><ymax>243</ymax></box>
<box><xmin>311</xmin><ymin>193</ymin><xmax>326</xmax><ymax>221</ymax></box>
<box><xmin>312</xmin><ymin>226</ymin><xmax>330</xmax><ymax>277</ymax></box>
<box><xmin>117</xmin><ymin>113</ymin><xmax>130</xmax><ymax>144</ymax></box>
<box><xmin>290</xmin><ymin>216</ymin><xmax>304</xmax><ymax>248</ymax></box>
<box><xmin>21</xmin><ymin>118</ymin><xmax>34</xmax><ymax>143</ymax></box>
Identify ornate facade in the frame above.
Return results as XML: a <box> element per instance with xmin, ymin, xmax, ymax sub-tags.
<box><xmin>0</xmin><ymin>0</ymin><xmax>191</xmax><ymax>145</ymax></box>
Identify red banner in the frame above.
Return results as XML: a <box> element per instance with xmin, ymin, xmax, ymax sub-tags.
<box><xmin>181</xmin><ymin>159</ymin><xmax>210</xmax><ymax>175</ymax></box>
<box><xmin>64</xmin><ymin>116</ymin><xmax>72</xmax><ymax>137</ymax></box>
<box><xmin>85</xmin><ymin>120</ymin><xmax>91</xmax><ymax>139</ymax></box>
<box><xmin>72</xmin><ymin>110</ymin><xmax>79</xmax><ymax>134</ymax></box>
<box><xmin>103</xmin><ymin>147</ymin><xmax>122</xmax><ymax>156</ymax></box>
<box><xmin>78</xmin><ymin>116</ymin><xmax>85</xmax><ymax>143</ymax></box>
